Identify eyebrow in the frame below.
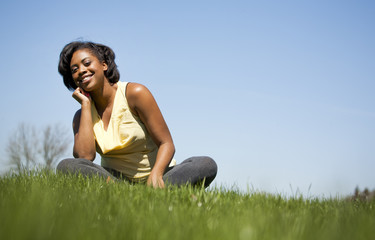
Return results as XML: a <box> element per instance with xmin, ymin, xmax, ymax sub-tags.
<box><xmin>70</xmin><ymin>57</ymin><xmax>90</xmax><ymax>68</ymax></box>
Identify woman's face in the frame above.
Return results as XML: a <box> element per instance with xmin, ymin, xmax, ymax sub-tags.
<box><xmin>70</xmin><ymin>49</ymin><xmax>108</xmax><ymax>91</ymax></box>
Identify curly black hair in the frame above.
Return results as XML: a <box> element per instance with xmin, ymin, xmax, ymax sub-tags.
<box><xmin>58</xmin><ymin>41</ymin><xmax>120</xmax><ymax>90</ymax></box>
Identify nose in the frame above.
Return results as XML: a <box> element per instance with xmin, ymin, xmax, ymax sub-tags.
<box><xmin>78</xmin><ymin>65</ymin><xmax>87</xmax><ymax>76</ymax></box>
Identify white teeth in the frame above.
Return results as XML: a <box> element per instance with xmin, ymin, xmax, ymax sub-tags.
<box><xmin>81</xmin><ymin>75</ymin><xmax>92</xmax><ymax>82</ymax></box>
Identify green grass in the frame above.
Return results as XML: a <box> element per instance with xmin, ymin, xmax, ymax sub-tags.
<box><xmin>0</xmin><ymin>170</ymin><xmax>374</xmax><ymax>240</ymax></box>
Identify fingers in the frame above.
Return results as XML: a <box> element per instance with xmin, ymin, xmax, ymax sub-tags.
<box><xmin>154</xmin><ymin>178</ymin><xmax>165</xmax><ymax>188</ymax></box>
<box><xmin>159</xmin><ymin>179</ymin><xmax>165</xmax><ymax>188</ymax></box>
<box><xmin>147</xmin><ymin>175</ymin><xmax>165</xmax><ymax>189</ymax></box>
<box><xmin>72</xmin><ymin>88</ymin><xmax>90</xmax><ymax>104</ymax></box>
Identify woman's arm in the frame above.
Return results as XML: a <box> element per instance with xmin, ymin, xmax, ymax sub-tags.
<box><xmin>72</xmin><ymin>88</ymin><xmax>96</xmax><ymax>161</ymax></box>
<box><xmin>126</xmin><ymin>83</ymin><xmax>175</xmax><ymax>188</ymax></box>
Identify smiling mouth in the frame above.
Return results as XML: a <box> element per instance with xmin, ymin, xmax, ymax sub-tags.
<box><xmin>80</xmin><ymin>74</ymin><xmax>93</xmax><ymax>83</ymax></box>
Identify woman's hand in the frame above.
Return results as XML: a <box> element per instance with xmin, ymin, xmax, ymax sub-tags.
<box><xmin>147</xmin><ymin>172</ymin><xmax>165</xmax><ymax>188</ymax></box>
<box><xmin>72</xmin><ymin>87</ymin><xmax>91</xmax><ymax>105</ymax></box>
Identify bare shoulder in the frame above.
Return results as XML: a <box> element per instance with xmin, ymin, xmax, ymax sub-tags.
<box><xmin>126</xmin><ymin>82</ymin><xmax>154</xmax><ymax>110</ymax></box>
<box><xmin>126</xmin><ymin>82</ymin><xmax>150</xmax><ymax>98</ymax></box>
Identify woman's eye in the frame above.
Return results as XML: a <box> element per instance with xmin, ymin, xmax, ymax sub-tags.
<box><xmin>71</xmin><ymin>68</ymin><xmax>78</xmax><ymax>74</ymax></box>
<box><xmin>84</xmin><ymin>61</ymin><xmax>91</xmax><ymax>66</ymax></box>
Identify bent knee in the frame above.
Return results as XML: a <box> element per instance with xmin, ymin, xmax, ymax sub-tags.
<box><xmin>56</xmin><ymin>158</ymin><xmax>75</xmax><ymax>172</ymax></box>
<box><xmin>56</xmin><ymin>158</ymin><xmax>91</xmax><ymax>172</ymax></box>
<box><xmin>200</xmin><ymin>156</ymin><xmax>218</xmax><ymax>177</ymax></box>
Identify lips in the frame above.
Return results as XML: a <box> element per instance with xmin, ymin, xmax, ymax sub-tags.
<box><xmin>80</xmin><ymin>74</ymin><xmax>94</xmax><ymax>83</ymax></box>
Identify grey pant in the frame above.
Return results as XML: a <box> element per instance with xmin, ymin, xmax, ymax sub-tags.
<box><xmin>56</xmin><ymin>156</ymin><xmax>217</xmax><ymax>188</ymax></box>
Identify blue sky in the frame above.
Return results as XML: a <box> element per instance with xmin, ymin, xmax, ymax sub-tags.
<box><xmin>0</xmin><ymin>0</ymin><xmax>374</xmax><ymax>197</ymax></box>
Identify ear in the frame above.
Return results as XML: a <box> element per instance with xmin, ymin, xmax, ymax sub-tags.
<box><xmin>102</xmin><ymin>61</ymin><xmax>108</xmax><ymax>71</ymax></box>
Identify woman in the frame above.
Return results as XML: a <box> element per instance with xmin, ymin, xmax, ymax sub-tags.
<box><xmin>56</xmin><ymin>41</ymin><xmax>217</xmax><ymax>188</ymax></box>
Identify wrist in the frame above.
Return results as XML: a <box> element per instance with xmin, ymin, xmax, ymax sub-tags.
<box><xmin>81</xmin><ymin>100</ymin><xmax>91</xmax><ymax>108</ymax></box>
<box><xmin>149</xmin><ymin>169</ymin><xmax>164</xmax><ymax>178</ymax></box>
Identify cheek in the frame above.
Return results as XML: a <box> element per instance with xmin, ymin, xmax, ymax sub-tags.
<box><xmin>71</xmin><ymin>73</ymin><xmax>79</xmax><ymax>85</ymax></box>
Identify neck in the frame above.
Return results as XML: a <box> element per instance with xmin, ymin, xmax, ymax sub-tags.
<box><xmin>90</xmin><ymin>81</ymin><xmax>118</xmax><ymax>113</ymax></box>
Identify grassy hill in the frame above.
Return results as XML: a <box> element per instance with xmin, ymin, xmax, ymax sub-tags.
<box><xmin>0</xmin><ymin>170</ymin><xmax>374</xmax><ymax>240</ymax></box>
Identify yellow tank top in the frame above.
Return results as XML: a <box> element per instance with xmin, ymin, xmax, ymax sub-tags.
<box><xmin>91</xmin><ymin>82</ymin><xmax>176</xmax><ymax>182</ymax></box>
